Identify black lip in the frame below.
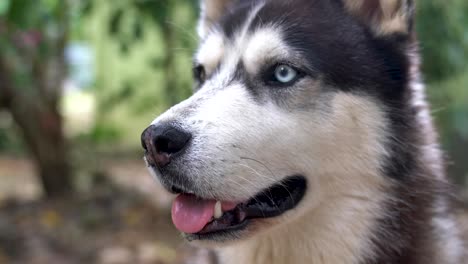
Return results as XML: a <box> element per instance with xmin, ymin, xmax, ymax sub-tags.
<box><xmin>188</xmin><ymin>176</ymin><xmax>307</xmax><ymax>240</ymax></box>
<box><xmin>185</xmin><ymin>220</ymin><xmax>250</xmax><ymax>242</ymax></box>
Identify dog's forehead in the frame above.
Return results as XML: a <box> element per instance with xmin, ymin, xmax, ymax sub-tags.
<box><xmin>196</xmin><ymin>2</ymin><xmax>288</xmax><ymax>75</ymax></box>
<box><xmin>195</xmin><ymin>0</ymin><xmax>397</xmax><ymax>94</ymax></box>
<box><xmin>196</xmin><ymin>29</ymin><xmax>286</xmax><ymax>70</ymax></box>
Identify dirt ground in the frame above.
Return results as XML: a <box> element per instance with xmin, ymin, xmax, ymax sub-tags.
<box><xmin>0</xmin><ymin>157</ymin><xmax>215</xmax><ymax>264</ymax></box>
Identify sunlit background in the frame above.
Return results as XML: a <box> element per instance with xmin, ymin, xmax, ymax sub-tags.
<box><xmin>0</xmin><ymin>1</ymin><xmax>467</xmax><ymax>263</ymax></box>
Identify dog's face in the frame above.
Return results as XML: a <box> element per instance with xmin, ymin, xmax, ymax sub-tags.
<box><xmin>142</xmin><ymin>0</ymin><xmax>414</xmax><ymax>244</ymax></box>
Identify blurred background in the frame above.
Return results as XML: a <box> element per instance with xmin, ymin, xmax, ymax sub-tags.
<box><xmin>0</xmin><ymin>0</ymin><xmax>466</xmax><ymax>263</ymax></box>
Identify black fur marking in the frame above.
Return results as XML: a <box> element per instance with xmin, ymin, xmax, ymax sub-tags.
<box><xmin>220</xmin><ymin>0</ymin><xmax>262</xmax><ymax>39</ymax></box>
<box><xmin>218</xmin><ymin>0</ymin><xmax>414</xmax><ymax>107</ymax></box>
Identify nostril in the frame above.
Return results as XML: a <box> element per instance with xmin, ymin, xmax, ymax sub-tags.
<box><xmin>154</xmin><ymin>128</ymin><xmax>191</xmax><ymax>155</ymax></box>
<box><xmin>154</xmin><ymin>136</ymin><xmax>171</xmax><ymax>154</ymax></box>
<box><xmin>154</xmin><ymin>134</ymin><xmax>190</xmax><ymax>155</ymax></box>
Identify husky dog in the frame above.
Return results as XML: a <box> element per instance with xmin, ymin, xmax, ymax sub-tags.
<box><xmin>141</xmin><ymin>0</ymin><xmax>467</xmax><ymax>263</ymax></box>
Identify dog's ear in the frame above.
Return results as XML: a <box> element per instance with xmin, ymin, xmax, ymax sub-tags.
<box><xmin>198</xmin><ymin>0</ymin><xmax>231</xmax><ymax>38</ymax></box>
<box><xmin>343</xmin><ymin>0</ymin><xmax>414</xmax><ymax>36</ymax></box>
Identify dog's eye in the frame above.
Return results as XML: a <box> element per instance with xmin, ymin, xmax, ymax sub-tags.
<box><xmin>193</xmin><ymin>64</ymin><xmax>206</xmax><ymax>84</ymax></box>
<box><xmin>267</xmin><ymin>64</ymin><xmax>303</xmax><ymax>86</ymax></box>
<box><xmin>274</xmin><ymin>65</ymin><xmax>298</xmax><ymax>84</ymax></box>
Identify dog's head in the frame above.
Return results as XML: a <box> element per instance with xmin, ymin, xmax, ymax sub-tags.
<box><xmin>142</xmin><ymin>0</ymin><xmax>416</xmax><ymax>244</ymax></box>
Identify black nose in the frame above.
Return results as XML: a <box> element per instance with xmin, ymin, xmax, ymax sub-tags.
<box><xmin>141</xmin><ymin>123</ymin><xmax>191</xmax><ymax>168</ymax></box>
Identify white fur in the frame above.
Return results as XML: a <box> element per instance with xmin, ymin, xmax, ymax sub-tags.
<box><xmin>408</xmin><ymin>50</ymin><xmax>463</xmax><ymax>261</ymax></box>
<box><xmin>410</xmin><ymin>79</ymin><xmax>463</xmax><ymax>262</ymax></box>
<box><xmin>196</xmin><ymin>32</ymin><xmax>225</xmax><ymax>76</ymax></box>
<box><xmin>243</xmin><ymin>27</ymin><xmax>288</xmax><ymax>74</ymax></box>
<box><xmin>433</xmin><ymin>212</ymin><xmax>464</xmax><ymax>263</ymax></box>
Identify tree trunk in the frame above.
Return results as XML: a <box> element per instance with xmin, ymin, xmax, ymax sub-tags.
<box><xmin>0</xmin><ymin>61</ymin><xmax>73</xmax><ymax>198</ymax></box>
<box><xmin>14</xmin><ymin>102</ymin><xmax>72</xmax><ymax>197</ymax></box>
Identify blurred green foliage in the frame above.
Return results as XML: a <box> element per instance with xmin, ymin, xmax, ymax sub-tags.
<box><xmin>79</xmin><ymin>0</ymin><xmax>198</xmax><ymax>148</ymax></box>
<box><xmin>417</xmin><ymin>0</ymin><xmax>468</xmax><ymax>82</ymax></box>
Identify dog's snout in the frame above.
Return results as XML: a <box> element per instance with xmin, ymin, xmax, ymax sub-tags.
<box><xmin>141</xmin><ymin>123</ymin><xmax>191</xmax><ymax>168</ymax></box>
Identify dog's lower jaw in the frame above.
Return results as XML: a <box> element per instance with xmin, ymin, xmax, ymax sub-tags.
<box><xmin>215</xmin><ymin>190</ymin><xmax>386</xmax><ymax>264</ymax></box>
<box><xmin>213</xmin><ymin>184</ymin><xmax>464</xmax><ymax>264</ymax></box>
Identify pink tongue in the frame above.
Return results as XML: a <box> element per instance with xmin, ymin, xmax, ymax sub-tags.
<box><xmin>171</xmin><ymin>194</ymin><xmax>215</xmax><ymax>234</ymax></box>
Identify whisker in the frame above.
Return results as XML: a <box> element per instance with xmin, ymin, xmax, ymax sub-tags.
<box><xmin>240</xmin><ymin>156</ymin><xmax>295</xmax><ymax>204</ymax></box>
<box><xmin>237</xmin><ymin>163</ymin><xmax>281</xmax><ymax>215</ymax></box>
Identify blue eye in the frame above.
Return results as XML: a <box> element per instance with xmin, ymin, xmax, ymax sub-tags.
<box><xmin>273</xmin><ymin>65</ymin><xmax>299</xmax><ymax>84</ymax></box>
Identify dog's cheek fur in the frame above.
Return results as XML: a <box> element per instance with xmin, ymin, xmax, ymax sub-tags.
<box><xmin>155</xmin><ymin>82</ymin><xmax>391</xmax><ymax>203</ymax></box>
<box><xmin>210</xmin><ymin>93</ymin><xmax>393</xmax><ymax>263</ymax></box>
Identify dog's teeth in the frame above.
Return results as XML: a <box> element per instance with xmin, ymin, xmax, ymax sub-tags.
<box><xmin>214</xmin><ymin>200</ymin><xmax>222</xmax><ymax>219</ymax></box>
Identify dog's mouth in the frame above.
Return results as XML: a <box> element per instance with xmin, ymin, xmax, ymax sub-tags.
<box><xmin>171</xmin><ymin>176</ymin><xmax>306</xmax><ymax>239</ymax></box>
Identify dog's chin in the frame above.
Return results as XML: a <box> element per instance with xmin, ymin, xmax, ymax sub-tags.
<box><xmin>174</xmin><ymin>176</ymin><xmax>307</xmax><ymax>243</ymax></box>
